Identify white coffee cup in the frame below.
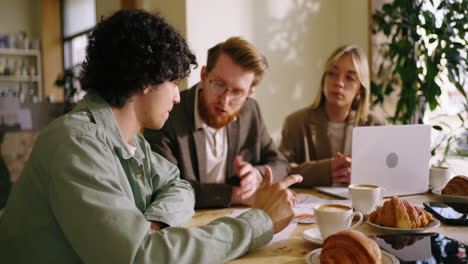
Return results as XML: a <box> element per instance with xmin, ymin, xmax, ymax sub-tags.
<box><xmin>348</xmin><ymin>184</ymin><xmax>385</xmax><ymax>215</ymax></box>
<box><xmin>313</xmin><ymin>204</ymin><xmax>363</xmax><ymax>240</ymax></box>
<box><xmin>430</xmin><ymin>167</ymin><xmax>451</xmax><ymax>189</ymax></box>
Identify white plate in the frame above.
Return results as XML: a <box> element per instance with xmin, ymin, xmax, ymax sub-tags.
<box><xmin>432</xmin><ymin>188</ymin><xmax>468</xmax><ymax>203</ymax></box>
<box><xmin>302</xmin><ymin>227</ymin><xmax>323</xmax><ymax>244</ymax></box>
<box><xmin>367</xmin><ymin>219</ymin><xmax>440</xmax><ymax>234</ymax></box>
<box><xmin>305</xmin><ymin>248</ymin><xmax>399</xmax><ymax>264</ymax></box>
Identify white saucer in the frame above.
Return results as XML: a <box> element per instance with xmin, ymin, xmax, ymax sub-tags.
<box><xmin>305</xmin><ymin>248</ymin><xmax>400</xmax><ymax>264</ymax></box>
<box><xmin>302</xmin><ymin>227</ymin><xmax>323</xmax><ymax>244</ymax></box>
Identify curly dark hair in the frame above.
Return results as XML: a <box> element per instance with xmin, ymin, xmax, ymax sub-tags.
<box><xmin>81</xmin><ymin>9</ymin><xmax>197</xmax><ymax>108</ymax></box>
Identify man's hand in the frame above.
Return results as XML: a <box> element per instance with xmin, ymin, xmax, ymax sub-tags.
<box><xmin>254</xmin><ymin>166</ymin><xmax>303</xmax><ymax>233</ymax></box>
<box><xmin>231</xmin><ymin>155</ymin><xmax>263</xmax><ymax>206</ymax></box>
<box><xmin>330</xmin><ymin>152</ymin><xmax>351</xmax><ymax>185</ymax></box>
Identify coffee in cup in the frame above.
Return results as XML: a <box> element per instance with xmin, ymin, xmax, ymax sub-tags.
<box><xmin>348</xmin><ymin>184</ymin><xmax>385</xmax><ymax>215</ymax></box>
<box><xmin>313</xmin><ymin>204</ymin><xmax>363</xmax><ymax>240</ymax></box>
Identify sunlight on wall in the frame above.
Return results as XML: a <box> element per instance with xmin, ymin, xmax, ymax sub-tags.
<box><xmin>182</xmin><ymin>0</ymin><xmax>368</xmax><ymax>143</ymax></box>
<box><xmin>186</xmin><ymin>0</ymin><xmax>248</xmax><ymax>87</ymax></box>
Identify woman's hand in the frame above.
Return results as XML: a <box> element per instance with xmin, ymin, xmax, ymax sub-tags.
<box><xmin>330</xmin><ymin>152</ymin><xmax>351</xmax><ymax>185</ymax></box>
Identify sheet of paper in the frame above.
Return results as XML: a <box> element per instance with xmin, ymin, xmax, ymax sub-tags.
<box><xmin>295</xmin><ymin>193</ymin><xmax>327</xmax><ymax>206</ymax></box>
<box><xmin>294</xmin><ymin>194</ymin><xmax>351</xmax><ymax>209</ymax></box>
<box><xmin>271</xmin><ymin>222</ymin><xmax>297</xmax><ymax>242</ymax></box>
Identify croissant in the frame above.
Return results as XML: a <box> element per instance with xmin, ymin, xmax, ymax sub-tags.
<box><xmin>369</xmin><ymin>196</ymin><xmax>434</xmax><ymax>229</ymax></box>
<box><xmin>441</xmin><ymin>175</ymin><xmax>468</xmax><ymax>196</ymax></box>
<box><xmin>320</xmin><ymin>229</ymin><xmax>382</xmax><ymax>264</ymax></box>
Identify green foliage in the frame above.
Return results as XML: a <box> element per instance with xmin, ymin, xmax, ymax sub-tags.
<box><xmin>55</xmin><ymin>67</ymin><xmax>81</xmax><ymax>103</ymax></box>
<box><xmin>430</xmin><ymin>116</ymin><xmax>468</xmax><ymax>165</ymax></box>
<box><xmin>371</xmin><ymin>0</ymin><xmax>467</xmax><ymax>124</ymax></box>
<box><xmin>372</xmin><ymin>0</ymin><xmax>467</xmax><ymax>165</ymax></box>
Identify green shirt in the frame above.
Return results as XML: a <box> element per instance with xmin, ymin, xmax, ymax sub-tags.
<box><xmin>0</xmin><ymin>93</ymin><xmax>273</xmax><ymax>263</ymax></box>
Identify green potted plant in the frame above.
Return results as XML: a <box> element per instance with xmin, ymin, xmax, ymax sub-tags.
<box><xmin>55</xmin><ymin>66</ymin><xmax>82</xmax><ymax>112</ymax></box>
<box><xmin>371</xmin><ymin>0</ymin><xmax>467</xmax><ymax>165</ymax></box>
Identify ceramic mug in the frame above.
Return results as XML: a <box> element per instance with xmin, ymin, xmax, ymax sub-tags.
<box><xmin>313</xmin><ymin>204</ymin><xmax>363</xmax><ymax>240</ymax></box>
<box><xmin>348</xmin><ymin>184</ymin><xmax>385</xmax><ymax>215</ymax></box>
<box><xmin>430</xmin><ymin>167</ymin><xmax>451</xmax><ymax>189</ymax></box>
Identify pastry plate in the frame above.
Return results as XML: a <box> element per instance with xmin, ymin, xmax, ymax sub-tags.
<box><xmin>432</xmin><ymin>188</ymin><xmax>468</xmax><ymax>203</ymax></box>
<box><xmin>305</xmin><ymin>248</ymin><xmax>399</xmax><ymax>264</ymax></box>
<box><xmin>367</xmin><ymin>219</ymin><xmax>440</xmax><ymax>234</ymax></box>
<box><xmin>302</xmin><ymin>227</ymin><xmax>323</xmax><ymax>244</ymax></box>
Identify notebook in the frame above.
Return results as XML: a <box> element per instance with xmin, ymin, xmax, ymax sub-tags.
<box><xmin>314</xmin><ymin>186</ymin><xmax>350</xmax><ymax>199</ymax></box>
<box><xmin>350</xmin><ymin>124</ymin><xmax>431</xmax><ymax>197</ymax></box>
<box><xmin>314</xmin><ymin>125</ymin><xmax>431</xmax><ymax>199</ymax></box>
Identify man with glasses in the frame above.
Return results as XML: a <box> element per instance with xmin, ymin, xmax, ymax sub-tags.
<box><xmin>145</xmin><ymin>37</ymin><xmax>289</xmax><ymax>208</ymax></box>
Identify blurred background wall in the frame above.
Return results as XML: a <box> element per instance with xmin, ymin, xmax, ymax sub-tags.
<box><xmin>0</xmin><ymin>0</ymin><xmax>370</xmax><ymax>181</ymax></box>
<box><xmin>144</xmin><ymin>0</ymin><xmax>369</xmax><ymax>142</ymax></box>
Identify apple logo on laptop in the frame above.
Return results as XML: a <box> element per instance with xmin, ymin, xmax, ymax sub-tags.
<box><xmin>386</xmin><ymin>152</ymin><xmax>398</xmax><ymax>168</ymax></box>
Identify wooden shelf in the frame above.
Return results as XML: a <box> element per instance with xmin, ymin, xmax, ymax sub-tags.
<box><xmin>0</xmin><ymin>48</ymin><xmax>40</xmax><ymax>56</ymax></box>
<box><xmin>0</xmin><ymin>76</ymin><xmax>40</xmax><ymax>82</ymax></box>
<box><xmin>0</xmin><ymin>48</ymin><xmax>42</xmax><ymax>101</ymax></box>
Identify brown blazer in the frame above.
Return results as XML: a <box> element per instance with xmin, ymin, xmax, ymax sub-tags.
<box><xmin>279</xmin><ymin>104</ymin><xmax>386</xmax><ymax>187</ymax></box>
<box><xmin>145</xmin><ymin>85</ymin><xmax>289</xmax><ymax>208</ymax></box>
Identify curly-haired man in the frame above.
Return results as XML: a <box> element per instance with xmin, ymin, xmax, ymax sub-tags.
<box><xmin>0</xmin><ymin>10</ymin><xmax>302</xmax><ymax>263</ymax></box>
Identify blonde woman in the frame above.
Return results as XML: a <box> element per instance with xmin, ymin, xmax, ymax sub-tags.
<box><xmin>279</xmin><ymin>45</ymin><xmax>385</xmax><ymax>187</ymax></box>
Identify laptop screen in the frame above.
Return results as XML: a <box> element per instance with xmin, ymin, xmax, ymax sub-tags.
<box><xmin>350</xmin><ymin>125</ymin><xmax>431</xmax><ymax>197</ymax></box>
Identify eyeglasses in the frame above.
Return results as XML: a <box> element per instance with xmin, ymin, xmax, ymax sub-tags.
<box><xmin>208</xmin><ymin>79</ymin><xmax>249</xmax><ymax>104</ymax></box>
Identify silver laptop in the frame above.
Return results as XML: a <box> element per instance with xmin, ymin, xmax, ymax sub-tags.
<box><xmin>350</xmin><ymin>124</ymin><xmax>431</xmax><ymax>197</ymax></box>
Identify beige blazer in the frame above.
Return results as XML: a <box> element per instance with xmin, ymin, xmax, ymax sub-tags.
<box><xmin>279</xmin><ymin>104</ymin><xmax>386</xmax><ymax>187</ymax></box>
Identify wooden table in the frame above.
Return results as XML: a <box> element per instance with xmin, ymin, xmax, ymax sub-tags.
<box><xmin>185</xmin><ymin>188</ymin><xmax>468</xmax><ymax>264</ymax></box>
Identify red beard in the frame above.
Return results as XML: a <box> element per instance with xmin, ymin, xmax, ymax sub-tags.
<box><xmin>198</xmin><ymin>90</ymin><xmax>241</xmax><ymax>129</ymax></box>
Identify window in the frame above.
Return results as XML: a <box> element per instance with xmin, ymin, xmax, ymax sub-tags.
<box><xmin>62</xmin><ymin>0</ymin><xmax>96</xmax><ymax>69</ymax></box>
<box><xmin>60</xmin><ymin>0</ymin><xmax>96</xmax><ymax>102</ymax></box>
<box><xmin>420</xmin><ymin>0</ymin><xmax>467</xmax><ymax>171</ymax></box>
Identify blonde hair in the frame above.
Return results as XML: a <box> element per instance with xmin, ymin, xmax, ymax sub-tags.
<box><xmin>311</xmin><ymin>45</ymin><xmax>370</xmax><ymax>123</ymax></box>
<box><xmin>206</xmin><ymin>37</ymin><xmax>268</xmax><ymax>87</ymax></box>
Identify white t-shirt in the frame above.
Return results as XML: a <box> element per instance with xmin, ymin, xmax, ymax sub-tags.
<box><xmin>125</xmin><ymin>142</ymin><xmax>137</xmax><ymax>157</ymax></box>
